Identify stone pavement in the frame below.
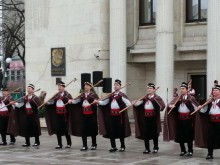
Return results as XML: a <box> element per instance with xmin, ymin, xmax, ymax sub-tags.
<box><xmin>0</xmin><ymin>125</ymin><xmax>219</xmax><ymax>165</ymax></box>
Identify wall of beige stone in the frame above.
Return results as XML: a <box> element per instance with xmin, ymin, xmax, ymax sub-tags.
<box><xmin>25</xmin><ymin>0</ymin><xmax>110</xmax><ymax>98</ymax></box>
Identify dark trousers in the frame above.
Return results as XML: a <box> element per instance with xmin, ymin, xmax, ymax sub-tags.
<box><xmin>144</xmin><ymin>136</ymin><xmax>158</xmax><ymax>150</ymax></box>
<box><xmin>25</xmin><ymin>136</ymin><xmax>40</xmax><ymax>145</ymax></box>
<box><xmin>1</xmin><ymin>134</ymin><xmax>15</xmax><ymax>143</ymax></box>
<box><xmin>56</xmin><ymin>134</ymin><xmax>71</xmax><ymax>146</ymax></box>
<box><xmin>82</xmin><ymin>135</ymin><xmax>96</xmax><ymax>147</ymax></box>
<box><xmin>110</xmin><ymin>138</ymin><xmax>125</xmax><ymax>148</ymax></box>
<box><xmin>179</xmin><ymin>142</ymin><xmax>193</xmax><ymax>153</ymax></box>
<box><xmin>207</xmin><ymin>122</ymin><xmax>220</xmax><ymax>156</ymax></box>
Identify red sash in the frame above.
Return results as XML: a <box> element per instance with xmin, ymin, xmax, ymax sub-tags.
<box><xmin>179</xmin><ymin>112</ymin><xmax>191</xmax><ymax>120</ymax></box>
<box><xmin>144</xmin><ymin>109</ymin><xmax>155</xmax><ymax>117</ymax></box>
<box><xmin>83</xmin><ymin>105</ymin><xmax>93</xmax><ymax>115</ymax></box>
<box><xmin>111</xmin><ymin>109</ymin><xmax>120</xmax><ymax>116</ymax></box>
<box><xmin>210</xmin><ymin>114</ymin><xmax>220</xmax><ymax>123</ymax></box>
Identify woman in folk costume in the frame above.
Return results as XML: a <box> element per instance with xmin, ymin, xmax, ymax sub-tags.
<box><xmin>45</xmin><ymin>81</ymin><xmax>72</xmax><ymax>149</ymax></box>
<box><xmin>68</xmin><ymin>81</ymin><xmax>99</xmax><ymax>151</ymax></box>
<box><xmin>163</xmin><ymin>82</ymin><xmax>199</xmax><ymax>156</ymax></box>
<box><xmin>0</xmin><ymin>87</ymin><xmax>16</xmax><ymax>145</ymax></box>
<box><xmin>15</xmin><ymin>84</ymin><xmax>41</xmax><ymax>147</ymax></box>
<box><xmin>95</xmin><ymin>79</ymin><xmax>131</xmax><ymax>152</ymax></box>
<box><xmin>133</xmin><ymin>83</ymin><xmax>165</xmax><ymax>154</ymax></box>
<box><xmin>195</xmin><ymin>84</ymin><xmax>220</xmax><ymax>159</ymax></box>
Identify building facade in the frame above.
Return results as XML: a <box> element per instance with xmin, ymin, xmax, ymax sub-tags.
<box><xmin>25</xmin><ymin>0</ymin><xmax>220</xmax><ymax>115</ymax></box>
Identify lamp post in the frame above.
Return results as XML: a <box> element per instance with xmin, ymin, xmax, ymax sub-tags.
<box><xmin>0</xmin><ymin>56</ymin><xmax>12</xmax><ymax>89</ymax></box>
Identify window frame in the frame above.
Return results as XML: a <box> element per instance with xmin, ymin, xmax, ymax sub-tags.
<box><xmin>139</xmin><ymin>0</ymin><xmax>156</xmax><ymax>26</ymax></box>
<box><xmin>186</xmin><ymin>0</ymin><xmax>207</xmax><ymax>23</ymax></box>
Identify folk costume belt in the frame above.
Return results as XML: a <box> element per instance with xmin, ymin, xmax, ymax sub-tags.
<box><xmin>83</xmin><ymin>106</ymin><xmax>93</xmax><ymax>115</ymax></box>
<box><xmin>144</xmin><ymin>109</ymin><xmax>155</xmax><ymax>117</ymax></box>
<box><xmin>178</xmin><ymin>112</ymin><xmax>191</xmax><ymax>120</ymax></box>
<box><xmin>0</xmin><ymin>111</ymin><xmax>9</xmax><ymax>116</ymax></box>
<box><xmin>111</xmin><ymin>109</ymin><xmax>121</xmax><ymax>116</ymax></box>
<box><xmin>26</xmin><ymin>108</ymin><xmax>33</xmax><ymax>115</ymax></box>
<box><xmin>210</xmin><ymin>114</ymin><xmax>220</xmax><ymax>123</ymax></box>
<box><xmin>56</xmin><ymin>107</ymin><xmax>66</xmax><ymax>114</ymax></box>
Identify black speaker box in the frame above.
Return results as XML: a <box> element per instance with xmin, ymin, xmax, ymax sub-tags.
<box><xmin>56</xmin><ymin>78</ymin><xmax>62</xmax><ymax>85</ymax></box>
<box><xmin>81</xmin><ymin>73</ymin><xmax>91</xmax><ymax>89</ymax></box>
<box><xmin>102</xmin><ymin>78</ymin><xmax>112</xmax><ymax>93</ymax></box>
<box><xmin>92</xmin><ymin>71</ymin><xmax>103</xmax><ymax>87</ymax></box>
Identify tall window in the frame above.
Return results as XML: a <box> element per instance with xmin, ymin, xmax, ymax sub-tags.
<box><xmin>140</xmin><ymin>0</ymin><xmax>157</xmax><ymax>26</ymax></box>
<box><xmin>186</xmin><ymin>0</ymin><xmax>207</xmax><ymax>22</ymax></box>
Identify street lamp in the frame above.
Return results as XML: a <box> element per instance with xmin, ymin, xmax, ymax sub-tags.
<box><xmin>0</xmin><ymin>56</ymin><xmax>12</xmax><ymax>88</ymax></box>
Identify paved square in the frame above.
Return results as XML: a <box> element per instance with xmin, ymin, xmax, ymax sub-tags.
<box><xmin>0</xmin><ymin>125</ymin><xmax>219</xmax><ymax>165</ymax></box>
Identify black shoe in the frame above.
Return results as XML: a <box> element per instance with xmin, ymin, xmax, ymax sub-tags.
<box><xmin>32</xmin><ymin>143</ymin><xmax>40</xmax><ymax>147</ymax></box>
<box><xmin>179</xmin><ymin>151</ymin><xmax>187</xmax><ymax>156</ymax></box>
<box><xmin>55</xmin><ymin>145</ymin><xmax>62</xmax><ymax>149</ymax></box>
<box><xmin>9</xmin><ymin>139</ymin><xmax>16</xmax><ymax>145</ymax></box>
<box><xmin>0</xmin><ymin>142</ymin><xmax>7</xmax><ymax>146</ymax></box>
<box><xmin>143</xmin><ymin>149</ymin><xmax>151</xmax><ymax>154</ymax></box>
<box><xmin>91</xmin><ymin>145</ymin><xmax>97</xmax><ymax>150</ymax></box>
<box><xmin>206</xmin><ymin>155</ymin><xmax>214</xmax><ymax>160</ymax></box>
<box><xmin>9</xmin><ymin>141</ymin><xmax>15</xmax><ymax>145</ymax></box>
<box><xmin>186</xmin><ymin>152</ymin><xmax>193</xmax><ymax>156</ymax></box>
<box><xmin>109</xmin><ymin>147</ymin><xmax>118</xmax><ymax>152</ymax></box>
<box><xmin>153</xmin><ymin>147</ymin><xmax>159</xmax><ymax>153</ymax></box>
<box><xmin>22</xmin><ymin>143</ymin><xmax>30</xmax><ymax>147</ymax></box>
<box><xmin>80</xmin><ymin>146</ymin><xmax>88</xmax><ymax>151</ymax></box>
<box><xmin>119</xmin><ymin>147</ymin><xmax>125</xmax><ymax>152</ymax></box>
<box><xmin>65</xmin><ymin>145</ymin><xmax>71</xmax><ymax>148</ymax></box>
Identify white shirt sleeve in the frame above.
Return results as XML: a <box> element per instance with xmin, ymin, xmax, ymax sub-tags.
<box><xmin>98</xmin><ymin>98</ymin><xmax>109</xmax><ymax>105</ymax></box>
<box><xmin>15</xmin><ymin>102</ymin><xmax>24</xmax><ymax>108</ymax></box>
<box><xmin>47</xmin><ymin>100</ymin><xmax>55</xmax><ymax>105</ymax></box>
<box><xmin>133</xmin><ymin>100</ymin><xmax>143</xmax><ymax>107</ymax></box>
<box><xmin>71</xmin><ymin>98</ymin><xmax>81</xmax><ymax>104</ymax></box>
<box><xmin>122</xmin><ymin>97</ymin><xmax>132</xmax><ymax>107</ymax></box>
<box><xmin>200</xmin><ymin>105</ymin><xmax>208</xmax><ymax>113</ymax></box>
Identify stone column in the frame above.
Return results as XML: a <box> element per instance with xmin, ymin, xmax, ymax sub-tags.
<box><xmin>207</xmin><ymin>0</ymin><xmax>220</xmax><ymax>94</ymax></box>
<box><xmin>156</xmin><ymin>0</ymin><xmax>174</xmax><ymax>103</ymax></box>
<box><xmin>110</xmin><ymin>0</ymin><xmax>127</xmax><ymax>91</ymax></box>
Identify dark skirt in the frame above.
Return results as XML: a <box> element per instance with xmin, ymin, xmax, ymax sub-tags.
<box><xmin>24</xmin><ymin>115</ymin><xmax>40</xmax><ymax>137</ymax></box>
<box><xmin>0</xmin><ymin>116</ymin><xmax>9</xmax><ymax>135</ymax></box>
<box><xmin>82</xmin><ymin>115</ymin><xmax>98</xmax><ymax>137</ymax></box>
<box><xmin>142</xmin><ymin>117</ymin><xmax>157</xmax><ymax>140</ymax></box>
<box><xmin>175</xmin><ymin>119</ymin><xmax>194</xmax><ymax>143</ymax></box>
<box><xmin>55</xmin><ymin>114</ymin><xmax>69</xmax><ymax>136</ymax></box>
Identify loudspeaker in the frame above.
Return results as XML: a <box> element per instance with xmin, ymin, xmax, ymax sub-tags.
<box><xmin>92</xmin><ymin>71</ymin><xmax>103</xmax><ymax>87</ymax></box>
<box><xmin>102</xmin><ymin>78</ymin><xmax>112</xmax><ymax>93</ymax></box>
<box><xmin>56</xmin><ymin>78</ymin><xmax>61</xmax><ymax>85</ymax></box>
<box><xmin>81</xmin><ymin>73</ymin><xmax>91</xmax><ymax>89</ymax></box>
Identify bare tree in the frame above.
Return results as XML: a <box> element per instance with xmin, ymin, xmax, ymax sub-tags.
<box><xmin>0</xmin><ymin>0</ymin><xmax>25</xmax><ymax>65</ymax></box>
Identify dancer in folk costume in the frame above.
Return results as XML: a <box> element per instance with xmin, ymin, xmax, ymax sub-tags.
<box><xmin>133</xmin><ymin>83</ymin><xmax>165</xmax><ymax>154</ymax></box>
<box><xmin>195</xmin><ymin>84</ymin><xmax>220</xmax><ymax>159</ymax></box>
<box><xmin>163</xmin><ymin>82</ymin><xmax>199</xmax><ymax>156</ymax></box>
<box><xmin>68</xmin><ymin>81</ymin><xmax>99</xmax><ymax>151</ymax></box>
<box><xmin>96</xmin><ymin>79</ymin><xmax>131</xmax><ymax>152</ymax></box>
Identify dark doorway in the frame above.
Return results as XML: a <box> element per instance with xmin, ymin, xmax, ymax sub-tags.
<box><xmin>190</xmin><ymin>75</ymin><xmax>206</xmax><ymax>104</ymax></box>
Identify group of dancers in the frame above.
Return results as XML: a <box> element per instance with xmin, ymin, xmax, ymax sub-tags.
<box><xmin>0</xmin><ymin>79</ymin><xmax>219</xmax><ymax>160</ymax></box>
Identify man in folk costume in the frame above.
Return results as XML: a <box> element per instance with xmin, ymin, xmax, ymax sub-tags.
<box><xmin>163</xmin><ymin>82</ymin><xmax>199</xmax><ymax>156</ymax></box>
<box><xmin>68</xmin><ymin>82</ymin><xmax>99</xmax><ymax>151</ymax></box>
<box><xmin>95</xmin><ymin>79</ymin><xmax>131</xmax><ymax>152</ymax></box>
<box><xmin>45</xmin><ymin>81</ymin><xmax>72</xmax><ymax>149</ymax></box>
<box><xmin>133</xmin><ymin>83</ymin><xmax>165</xmax><ymax>154</ymax></box>
<box><xmin>195</xmin><ymin>85</ymin><xmax>220</xmax><ymax>159</ymax></box>
<box><xmin>0</xmin><ymin>88</ymin><xmax>16</xmax><ymax>145</ymax></box>
<box><xmin>15</xmin><ymin>84</ymin><xmax>41</xmax><ymax>147</ymax></box>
